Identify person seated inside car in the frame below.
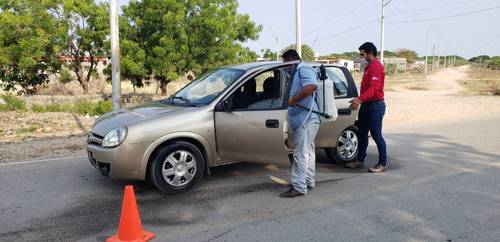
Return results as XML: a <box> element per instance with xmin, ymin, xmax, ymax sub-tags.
<box><xmin>233</xmin><ymin>78</ymin><xmax>257</xmax><ymax>109</ymax></box>
<box><xmin>246</xmin><ymin>76</ymin><xmax>282</xmax><ymax>109</ymax></box>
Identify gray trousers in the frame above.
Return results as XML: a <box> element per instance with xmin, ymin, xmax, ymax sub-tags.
<box><xmin>291</xmin><ymin>121</ymin><xmax>320</xmax><ymax>194</ymax></box>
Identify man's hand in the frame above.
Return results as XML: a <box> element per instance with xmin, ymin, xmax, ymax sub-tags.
<box><xmin>288</xmin><ymin>97</ymin><xmax>296</xmax><ymax>106</ymax></box>
<box><xmin>349</xmin><ymin>97</ymin><xmax>361</xmax><ymax>110</ymax></box>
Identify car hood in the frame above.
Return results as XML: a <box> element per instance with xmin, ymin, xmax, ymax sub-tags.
<box><xmin>91</xmin><ymin>101</ymin><xmax>187</xmax><ymax>136</ymax></box>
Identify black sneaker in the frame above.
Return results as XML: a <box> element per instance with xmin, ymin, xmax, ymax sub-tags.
<box><xmin>280</xmin><ymin>187</ymin><xmax>305</xmax><ymax>198</ymax></box>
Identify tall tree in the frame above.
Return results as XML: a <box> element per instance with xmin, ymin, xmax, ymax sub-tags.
<box><xmin>121</xmin><ymin>0</ymin><xmax>261</xmax><ymax>95</ymax></box>
<box><xmin>282</xmin><ymin>44</ymin><xmax>315</xmax><ymax>62</ymax></box>
<box><xmin>0</xmin><ymin>0</ymin><xmax>64</xmax><ymax>94</ymax></box>
<box><xmin>60</xmin><ymin>0</ymin><xmax>109</xmax><ymax>94</ymax></box>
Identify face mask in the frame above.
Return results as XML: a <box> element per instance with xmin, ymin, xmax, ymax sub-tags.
<box><xmin>360</xmin><ymin>58</ymin><xmax>369</xmax><ymax>65</ymax></box>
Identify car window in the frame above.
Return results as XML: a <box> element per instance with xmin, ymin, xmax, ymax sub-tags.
<box><xmin>168</xmin><ymin>68</ymin><xmax>245</xmax><ymax>106</ymax></box>
<box><xmin>325</xmin><ymin>67</ymin><xmax>349</xmax><ymax>98</ymax></box>
<box><xmin>231</xmin><ymin>69</ymin><xmax>283</xmax><ymax>110</ymax></box>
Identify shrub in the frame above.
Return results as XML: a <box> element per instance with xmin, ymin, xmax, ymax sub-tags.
<box><xmin>93</xmin><ymin>100</ymin><xmax>113</xmax><ymax>115</ymax></box>
<box><xmin>0</xmin><ymin>94</ymin><xmax>26</xmax><ymax>111</ymax></box>
<box><xmin>73</xmin><ymin>99</ymin><xmax>113</xmax><ymax>116</ymax></box>
<box><xmin>32</xmin><ymin>103</ymin><xmax>73</xmax><ymax>113</ymax></box>
<box><xmin>490</xmin><ymin>82</ymin><xmax>500</xmax><ymax>96</ymax></box>
<box><xmin>73</xmin><ymin>100</ymin><xmax>96</xmax><ymax>115</ymax></box>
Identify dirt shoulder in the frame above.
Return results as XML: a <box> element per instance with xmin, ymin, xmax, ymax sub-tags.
<box><xmin>385</xmin><ymin>66</ymin><xmax>500</xmax><ymax>125</ymax></box>
<box><xmin>1</xmin><ymin>66</ymin><xmax>499</xmax><ymax>163</ymax></box>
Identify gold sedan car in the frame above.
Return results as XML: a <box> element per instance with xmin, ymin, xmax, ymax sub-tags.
<box><xmin>86</xmin><ymin>62</ymin><xmax>359</xmax><ymax>194</ymax></box>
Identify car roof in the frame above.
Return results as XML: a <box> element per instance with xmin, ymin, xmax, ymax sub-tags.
<box><xmin>226</xmin><ymin>61</ymin><xmax>342</xmax><ymax>71</ymax></box>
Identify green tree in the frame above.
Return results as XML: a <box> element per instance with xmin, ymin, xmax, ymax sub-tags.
<box><xmin>469</xmin><ymin>55</ymin><xmax>490</xmax><ymax>63</ymax></box>
<box><xmin>121</xmin><ymin>0</ymin><xmax>261</xmax><ymax>95</ymax></box>
<box><xmin>383</xmin><ymin>50</ymin><xmax>396</xmax><ymax>57</ymax></box>
<box><xmin>395</xmin><ymin>48</ymin><xmax>418</xmax><ymax>63</ymax></box>
<box><xmin>282</xmin><ymin>44</ymin><xmax>315</xmax><ymax>62</ymax></box>
<box><xmin>60</xmin><ymin>0</ymin><xmax>109</xmax><ymax>94</ymax></box>
<box><xmin>261</xmin><ymin>48</ymin><xmax>277</xmax><ymax>61</ymax></box>
<box><xmin>0</xmin><ymin>0</ymin><xmax>64</xmax><ymax>94</ymax></box>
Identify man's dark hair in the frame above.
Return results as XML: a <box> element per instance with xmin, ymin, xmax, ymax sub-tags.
<box><xmin>359</xmin><ymin>42</ymin><xmax>378</xmax><ymax>56</ymax></box>
<box><xmin>282</xmin><ymin>49</ymin><xmax>301</xmax><ymax>60</ymax></box>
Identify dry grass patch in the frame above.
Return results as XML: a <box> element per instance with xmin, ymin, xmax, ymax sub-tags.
<box><xmin>462</xmin><ymin>66</ymin><xmax>500</xmax><ymax>95</ymax></box>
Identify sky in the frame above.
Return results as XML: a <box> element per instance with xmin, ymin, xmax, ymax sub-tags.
<box><xmin>116</xmin><ymin>0</ymin><xmax>500</xmax><ymax>59</ymax></box>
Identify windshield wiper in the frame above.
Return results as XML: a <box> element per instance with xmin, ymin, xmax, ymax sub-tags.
<box><xmin>170</xmin><ymin>96</ymin><xmax>195</xmax><ymax>106</ymax></box>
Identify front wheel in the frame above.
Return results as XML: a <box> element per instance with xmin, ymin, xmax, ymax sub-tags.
<box><xmin>149</xmin><ymin>141</ymin><xmax>205</xmax><ymax>194</ymax></box>
<box><xmin>325</xmin><ymin>126</ymin><xmax>359</xmax><ymax>163</ymax></box>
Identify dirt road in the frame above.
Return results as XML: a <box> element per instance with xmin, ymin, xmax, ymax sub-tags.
<box><xmin>385</xmin><ymin>66</ymin><xmax>500</xmax><ymax>125</ymax></box>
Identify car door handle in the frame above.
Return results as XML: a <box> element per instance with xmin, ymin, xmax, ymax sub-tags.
<box><xmin>266</xmin><ymin>119</ymin><xmax>280</xmax><ymax>128</ymax></box>
<box><xmin>338</xmin><ymin>108</ymin><xmax>352</xmax><ymax>116</ymax></box>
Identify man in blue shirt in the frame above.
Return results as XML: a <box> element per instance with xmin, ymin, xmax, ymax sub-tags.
<box><xmin>280</xmin><ymin>50</ymin><xmax>320</xmax><ymax>198</ymax></box>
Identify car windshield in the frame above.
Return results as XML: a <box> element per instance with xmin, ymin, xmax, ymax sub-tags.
<box><xmin>163</xmin><ymin>68</ymin><xmax>245</xmax><ymax>106</ymax></box>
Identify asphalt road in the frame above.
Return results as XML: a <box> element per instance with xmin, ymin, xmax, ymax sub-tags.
<box><xmin>1</xmin><ymin>115</ymin><xmax>500</xmax><ymax>242</ymax></box>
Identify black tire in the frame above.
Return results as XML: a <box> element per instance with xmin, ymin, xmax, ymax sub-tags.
<box><xmin>324</xmin><ymin>126</ymin><xmax>359</xmax><ymax>164</ymax></box>
<box><xmin>149</xmin><ymin>141</ymin><xmax>205</xmax><ymax>194</ymax></box>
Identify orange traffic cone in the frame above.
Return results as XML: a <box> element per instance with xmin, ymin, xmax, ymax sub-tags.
<box><xmin>107</xmin><ymin>185</ymin><xmax>155</xmax><ymax>242</ymax></box>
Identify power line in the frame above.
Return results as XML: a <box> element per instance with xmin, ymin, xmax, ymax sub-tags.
<box><xmin>471</xmin><ymin>33</ymin><xmax>500</xmax><ymax>54</ymax></box>
<box><xmin>302</xmin><ymin>0</ymin><xmax>357</xmax><ymax>36</ymax></box>
<box><xmin>387</xmin><ymin>5</ymin><xmax>500</xmax><ymax>23</ymax></box>
<box><xmin>311</xmin><ymin>18</ymin><xmax>379</xmax><ymax>42</ymax></box>
<box><xmin>387</xmin><ymin>0</ymin><xmax>482</xmax><ymax>17</ymax></box>
<box><xmin>303</xmin><ymin>0</ymin><xmax>372</xmax><ymax>38</ymax></box>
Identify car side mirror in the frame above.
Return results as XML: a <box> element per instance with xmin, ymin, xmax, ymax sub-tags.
<box><xmin>319</xmin><ymin>65</ymin><xmax>328</xmax><ymax>81</ymax></box>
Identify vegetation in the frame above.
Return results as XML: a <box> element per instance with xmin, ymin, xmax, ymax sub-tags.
<box><xmin>462</xmin><ymin>65</ymin><xmax>500</xmax><ymax>95</ymax></box>
<box><xmin>0</xmin><ymin>0</ymin><xmax>261</xmax><ymax>95</ymax></box>
<box><xmin>0</xmin><ymin>94</ymin><xmax>26</xmax><ymax>111</ymax></box>
<box><xmin>262</xmin><ymin>48</ymin><xmax>278</xmax><ymax>61</ymax></box>
<box><xmin>282</xmin><ymin>44</ymin><xmax>315</xmax><ymax>62</ymax></box>
<box><xmin>114</xmin><ymin>0</ymin><xmax>262</xmax><ymax>95</ymax></box>
<box><xmin>60</xmin><ymin>0</ymin><xmax>110</xmax><ymax>94</ymax></box>
<box><xmin>469</xmin><ymin>55</ymin><xmax>500</xmax><ymax>70</ymax></box>
<box><xmin>32</xmin><ymin>100</ymin><xmax>112</xmax><ymax>115</ymax></box>
<box><xmin>0</xmin><ymin>0</ymin><xmax>65</xmax><ymax>94</ymax></box>
<box><xmin>16</xmin><ymin>125</ymin><xmax>38</xmax><ymax>134</ymax></box>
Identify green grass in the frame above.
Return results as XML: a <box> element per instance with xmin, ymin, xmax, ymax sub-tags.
<box><xmin>30</xmin><ymin>100</ymin><xmax>113</xmax><ymax>115</ymax></box>
<box><xmin>0</xmin><ymin>94</ymin><xmax>26</xmax><ymax>111</ymax></box>
<box><xmin>16</xmin><ymin>125</ymin><xmax>38</xmax><ymax>134</ymax></box>
<box><xmin>32</xmin><ymin>103</ymin><xmax>73</xmax><ymax>113</ymax></box>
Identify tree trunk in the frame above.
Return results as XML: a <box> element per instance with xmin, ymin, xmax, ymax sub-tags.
<box><xmin>159</xmin><ymin>80</ymin><xmax>167</xmax><ymax>95</ymax></box>
<box><xmin>82</xmin><ymin>82</ymin><xmax>90</xmax><ymax>94</ymax></box>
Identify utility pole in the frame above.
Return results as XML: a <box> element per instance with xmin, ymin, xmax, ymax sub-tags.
<box><xmin>295</xmin><ymin>0</ymin><xmax>302</xmax><ymax>57</ymax></box>
<box><xmin>424</xmin><ymin>26</ymin><xmax>431</xmax><ymax>76</ymax></box>
<box><xmin>276</xmin><ymin>36</ymin><xmax>279</xmax><ymax>61</ymax></box>
<box><xmin>444</xmin><ymin>55</ymin><xmax>447</xmax><ymax>68</ymax></box>
<box><xmin>380</xmin><ymin>0</ymin><xmax>392</xmax><ymax>65</ymax></box>
<box><xmin>431</xmin><ymin>43</ymin><xmax>436</xmax><ymax>72</ymax></box>
<box><xmin>436</xmin><ymin>43</ymin><xmax>440</xmax><ymax>70</ymax></box>
<box><xmin>110</xmin><ymin>0</ymin><xmax>121</xmax><ymax>110</ymax></box>
<box><xmin>453</xmin><ymin>56</ymin><xmax>456</xmax><ymax>66</ymax></box>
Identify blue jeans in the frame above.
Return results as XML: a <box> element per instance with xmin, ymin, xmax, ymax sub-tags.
<box><xmin>291</xmin><ymin>121</ymin><xmax>320</xmax><ymax>194</ymax></box>
<box><xmin>357</xmin><ymin>101</ymin><xmax>387</xmax><ymax>166</ymax></box>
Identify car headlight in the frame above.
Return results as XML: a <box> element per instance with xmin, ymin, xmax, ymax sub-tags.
<box><xmin>102</xmin><ymin>127</ymin><xmax>127</xmax><ymax>148</ymax></box>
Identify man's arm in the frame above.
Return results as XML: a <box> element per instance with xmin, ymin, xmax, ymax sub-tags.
<box><xmin>288</xmin><ymin>66</ymin><xmax>318</xmax><ymax>106</ymax></box>
<box><xmin>289</xmin><ymin>84</ymin><xmax>317</xmax><ymax>105</ymax></box>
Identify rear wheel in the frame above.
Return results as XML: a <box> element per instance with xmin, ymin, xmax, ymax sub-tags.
<box><xmin>325</xmin><ymin>126</ymin><xmax>359</xmax><ymax>163</ymax></box>
<box><xmin>149</xmin><ymin>141</ymin><xmax>205</xmax><ymax>194</ymax></box>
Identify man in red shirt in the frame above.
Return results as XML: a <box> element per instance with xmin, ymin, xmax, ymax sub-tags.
<box><xmin>347</xmin><ymin>42</ymin><xmax>387</xmax><ymax>173</ymax></box>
